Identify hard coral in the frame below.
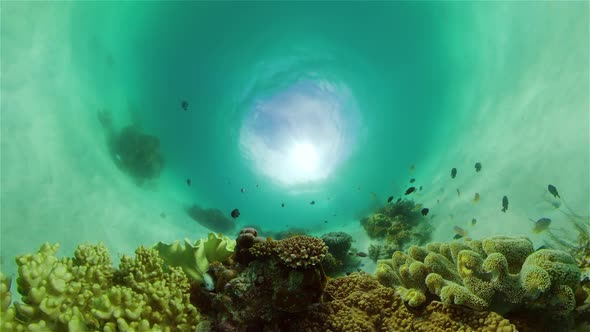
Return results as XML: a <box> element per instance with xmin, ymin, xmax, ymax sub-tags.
<box><xmin>250</xmin><ymin>236</ymin><xmax>327</xmax><ymax>269</ymax></box>
<box><xmin>292</xmin><ymin>272</ymin><xmax>517</xmax><ymax>332</ymax></box>
<box><xmin>2</xmin><ymin>242</ymin><xmax>202</xmax><ymax>332</ymax></box>
<box><xmin>321</xmin><ymin>232</ymin><xmax>353</xmax><ymax>259</ymax></box>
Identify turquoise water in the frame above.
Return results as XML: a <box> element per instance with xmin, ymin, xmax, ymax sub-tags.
<box><xmin>1</xmin><ymin>0</ymin><xmax>588</xmax><ymax>280</ymax></box>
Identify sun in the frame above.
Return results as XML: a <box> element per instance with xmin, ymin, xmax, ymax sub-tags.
<box><xmin>289</xmin><ymin>142</ymin><xmax>320</xmax><ymax>174</ymax></box>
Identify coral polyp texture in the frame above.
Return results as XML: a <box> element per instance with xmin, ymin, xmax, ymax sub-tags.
<box><xmin>0</xmin><ymin>242</ymin><xmax>203</xmax><ymax>332</ymax></box>
<box><xmin>376</xmin><ymin>235</ymin><xmax>581</xmax><ymax>319</ymax></box>
<box><xmin>249</xmin><ymin>235</ymin><xmax>328</xmax><ymax>269</ymax></box>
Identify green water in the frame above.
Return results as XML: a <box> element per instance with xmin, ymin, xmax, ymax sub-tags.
<box><xmin>1</xmin><ymin>1</ymin><xmax>588</xmax><ymax>276</ymax></box>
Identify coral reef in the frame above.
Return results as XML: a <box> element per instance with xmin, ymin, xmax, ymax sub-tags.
<box><xmin>203</xmin><ymin>231</ymin><xmax>328</xmax><ymax>329</ymax></box>
<box><xmin>186</xmin><ymin>204</ymin><xmax>236</xmax><ymax>233</ymax></box>
<box><xmin>360</xmin><ymin>199</ymin><xmax>432</xmax><ymax>250</ymax></box>
<box><xmin>249</xmin><ymin>235</ymin><xmax>327</xmax><ymax>269</ymax></box>
<box><xmin>290</xmin><ymin>272</ymin><xmax>518</xmax><ymax>332</ymax></box>
<box><xmin>368</xmin><ymin>242</ymin><xmax>399</xmax><ymax>263</ymax></box>
<box><xmin>111</xmin><ymin>125</ymin><xmax>164</xmax><ymax>183</ymax></box>
<box><xmin>320</xmin><ymin>232</ymin><xmax>361</xmax><ymax>277</ymax></box>
<box><xmin>0</xmin><ymin>242</ymin><xmax>203</xmax><ymax>331</ymax></box>
<box><xmin>321</xmin><ymin>232</ymin><xmax>353</xmax><ymax>259</ymax></box>
<box><xmin>153</xmin><ymin>232</ymin><xmax>236</xmax><ymax>285</ymax></box>
<box><xmin>375</xmin><ymin>235</ymin><xmax>581</xmax><ymax>321</ymax></box>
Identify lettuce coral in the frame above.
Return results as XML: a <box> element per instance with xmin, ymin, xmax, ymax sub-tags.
<box><xmin>0</xmin><ymin>242</ymin><xmax>203</xmax><ymax>331</ymax></box>
<box><xmin>153</xmin><ymin>232</ymin><xmax>236</xmax><ymax>285</ymax></box>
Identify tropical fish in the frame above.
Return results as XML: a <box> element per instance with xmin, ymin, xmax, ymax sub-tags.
<box><xmin>281</xmin><ymin>203</ymin><xmax>285</xmax><ymax>207</ymax></box>
<box><xmin>456</xmin><ymin>189</ymin><xmax>461</xmax><ymax>197</ymax></box>
<box><xmin>502</xmin><ymin>196</ymin><xmax>509</xmax><ymax>212</ymax></box>
<box><xmin>410</xmin><ymin>164</ymin><xmax>415</xmax><ymax>172</ymax></box>
<box><xmin>310</xmin><ymin>200</ymin><xmax>316</xmax><ymax>205</ymax></box>
<box><xmin>409</xmin><ymin>178</ymin><xmax>416</xmax><ymax>183</ymax></box>
<box><xmin>181</xmin><ymin>100</ymin><xmax>189</xmax><ymax>111</ymax></box>
<box><xmin>471</xmin><ymin>218</ymin><xmax>477</xmax><ymax>225</ymax></box>
<box><xmin>396</xmin><ymin>198</ymin><xmax>402</xmax><ymax>203</ymax></box>
<box><xmin>324</xmin><ymin>220</ymin><xmax>328</xmax><ymax>224</ymax></box>
<box><xmin>356</xmin><ymin>252</ymin><xmax>368</xmax><ymax>258</ymax></box>
<box><xmin>473</xmin><ymin>193</ymin><xmax>480</xmax><ymax>203</ymax></box>
<box><xmin>548</xmin><ymin>184</ymin><xmax>560</xmax><ymax>198</ymax></box>
<box><xmin>419</xmin><ymin>186</ymin><xmax>423</xmax><ymax>191</ymax></box>
<box><xmin>387</xmin><ymin>196</ymin><xmax>394</xmax><ymax>203</ymax></box>
<box><xmin>451</xmin><ymin>168</ymin><xmax>457</xmax><ymax>179</ymax></box>
<box><xmin>530</xmin><ymin>218</ymin><xmax>551</xmax><ymax>233</ymax></box>
<box><xmin>453</xmin><ymin>234</ymin><xmax>464</xmax><ymax>240</ymax></box>
<box><xmin>421</xmin><ymin>208</ymin><xmax>429</xmax><ymax>216</ymax></box>
<box><xmin>230</xmin><ymin>208</ymin><xmax>240</xmax><ymax>219</ymax></box>
<box><xmin>266</xmin><ymin>237</ymin><xmax>273</xmax><ymax>241</ymax></box>
<box><xmin>160</xmin><ymin>212</ymin><xmax>167</xmax><ymax>219</ymax></box>
<box><xmin>186</xmin><ymin>178</ymin><xmax>191</xmax><ymax>186</ymax></box>
<box><xmin>405</xmin><ymin>187</ymin><xmax>416</xmax><ymax>195</ymax></box>
<box><xmin>256</xmin><ymin>184</ymin><xmax>259</xmax><ymax>188</ymax></box>
<box><xmin>453</xmin><ymin>226</ymin><xmax>468</xmax><ymax>237</ymax></box>
<box><xmin>474</xmin><ymin>162</ymin><xmax>482</xmax><ymax>172</ymax></box>
<box><xmin>241</xmin><ymin>188</ymin><xmax>246</xmax><ymax>193</ymax></box>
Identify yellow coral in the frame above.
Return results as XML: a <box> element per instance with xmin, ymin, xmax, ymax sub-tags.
<box><xmin>250</xmin><ymin>235</ymin><xmax>327</xmax><ymax>269</ymax></box>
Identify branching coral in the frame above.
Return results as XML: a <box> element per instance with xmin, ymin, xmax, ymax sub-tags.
<box><xmin>376</xmin><ymin>235</ymin><xmax>581</xmax><ymax>317</ymax></box>
<box><xmin>1</xmin><ymin>242</ymin><xmax>203</xmax><ymax>332</ymax></box>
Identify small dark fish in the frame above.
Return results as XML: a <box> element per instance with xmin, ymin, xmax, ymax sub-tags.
<box><xmin>409</xmin><ymin>178</ymin><xmax>415</xmax><ymax>183</ymax></box>
<box><xmin>346</xmin><ymin>272</ymin><xmax>352</xmax><ymax>276</ymax></box>
<box><xmin>473</xmin><ymin>193</ymin><xmax>480</xmax><ymax>203</ymax></box>
<box><xmin>256</xmin><ymin>184</ymin><xmax>259</xmax><ymax>188</ymax></box>
<box><xmin>348</xmin><ymin>252</ymin><xmax>354</xmax><ymax>256</ymax></box>
<box><xmin>181</xmin><ymin>100</ymin><xmax>189</xmax><ymax>111</ymax></box>
<box><xmin>241</xmin><ymin>188</ymin><xmax>246</xmax><ymax>193</ymax></box>
<box><xmin>281</xmin><ymin>203</ymin><xmax>285</xmax><ymax>207</ymax></box>
<box><xmin>502</xmin><ymin>196</ymin><xmax>509</xmax><ymax>212</ymax></box>
<box><xmin>160</xmin><ymin>212</ymin><xmax>167</xmax><ymax>219</ymax></box>
<box><xmin>475</xmin><ymin>162</ymin><xmax>482</xmax><ymax>172</ymax></box>
<box><xmin>396</xmin><ymin>198</ymin><xmax>402</xmax><ymax>203</ymax></box>
<box><xmin>456</xmin><ymin>189</ymin><xmax>461</xmax><ymax>196</ymax></box>
<box><xmin>421</xmin><ymin>208</ymin><xmax>429</xmax><ymax>216</ymax></box>
<box><xmin>387</xmin><ymin>196</ymin><xmax>394</xmax><ymax>203</ymax></box>
<box><xmin>531</xmin><ymin>218</ymin><xmax>552</xmax><ymax>233</ymax></box>
<box><xmin>356</xmin><ymin>252</ymin><xmax>368</xmax><ymax>257</ymax></box>
<box><xmin>324</xmin><ymin>220</ymin><xmax>328</xmax><ymax>224</ymax></box>
<box><xmin>454</xmin><ymin>226</ymin><xmax>467</xmax><ymax>237</ymax></box>
<box><xmin>186</xmin><ymin>178</ymin><xmax>191</xmax><ymax>186</ymax></box>
<box><xmin>471</xmin><ymin>218</ymin><xmax>477</xmax><ymax>225</ymax></box>
<box><xmin>230</xmin><ymin>208</ymin><xmax>240</xmax><ymax>219</ymax></box>
<box><xmin>310</xmin><ymin>200</ymin><xmax>316</xmax><ymax>205</ymax></box>
<box><xmin>419</xmin><ymin>186</ymin><xmax>423</xmax><ymax>191</ymax></box>
<box><xmin>453</xmin><ymin>234</ymin><xmax>464</xmax><ymax>240</ymax></box>
<box><xmin>404</xmin><ymin>187</ymin><xmax>416</xmax><ymax>195</ymax></box>
<box><xmin>451</xmin><ymin>168</ymin><xmax>457</xmax><ymax>179</ymax></box>
<box><xmin>548</xmin><ymin>184</ymin><xmax>560</xmax><ymax>198</ymax></box>
<box><xmin>409</xmin><ymin>164</ymin><xmax>415</xmax><ymax>172</ymax></box>
<box><xmin>360</xmin><ymin>263</ymin><xmax>365</xmax><ymax>267</ymax></box>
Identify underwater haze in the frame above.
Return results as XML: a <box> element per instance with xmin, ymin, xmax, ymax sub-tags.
<box><xmin>1</xmin><ymin>0</ymin><xmax>588</xmax><ymax>282</ymax></box>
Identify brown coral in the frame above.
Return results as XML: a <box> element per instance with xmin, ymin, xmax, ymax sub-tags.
<box><xmin>250</xmin><ymin>236</ymin><xmax>327</xmax><ymax>269</ymax></box>
<box><xmin>292</xmin><ymin>272</ymin><xmax>517</xmax><ymax>332</ymax></box>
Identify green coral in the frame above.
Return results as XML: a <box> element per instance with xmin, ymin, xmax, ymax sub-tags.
<box><xmin>1</xmin><ymin>242</ymin><xmax>202</xmax><ymax>331</ymax></box>
<box><xmin>376</xmin><ymin>236</ymin><xmax>581</xmax><ymax>316</ymax></box>
<box><xmin>153</xmin><ymin>232</ymin><xmax>236</xmax><ymax>285</ymax></box>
